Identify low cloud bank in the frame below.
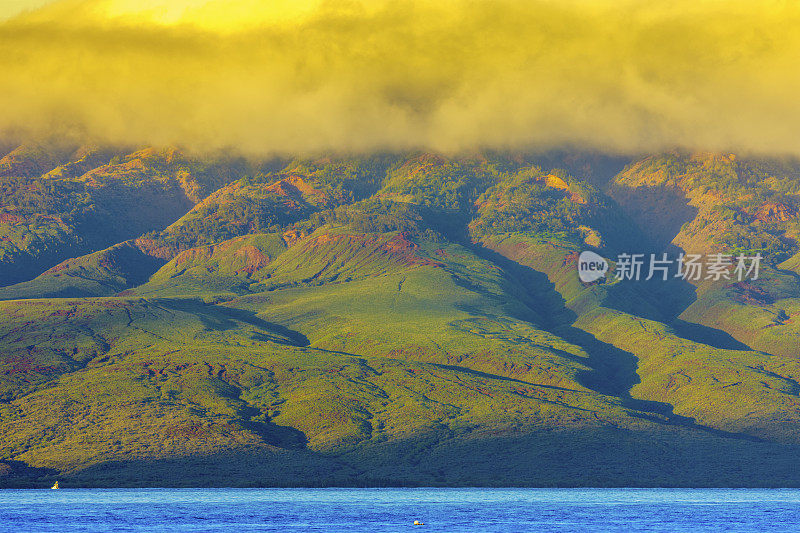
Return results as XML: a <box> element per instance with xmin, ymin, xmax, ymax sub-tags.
<box><xmin>2</xmin><ymin>0</ymin><xmax>800</xmax><ymax>155</ymax></box>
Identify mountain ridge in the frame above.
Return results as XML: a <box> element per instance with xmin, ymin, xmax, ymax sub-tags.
<box><xmin>2</xmin><ymin>144</ymin><xmax>800</xmax><ymax>487</ymax></box>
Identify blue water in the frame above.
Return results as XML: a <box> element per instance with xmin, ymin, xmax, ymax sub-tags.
<box><xmin>2</xmin><ymin>488</ymin><xmax>800</xmax><ymax>532</ymax></box>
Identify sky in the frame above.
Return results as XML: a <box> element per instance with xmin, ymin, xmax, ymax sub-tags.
<box><xmin>2</xmin><ymin>0</ymin><xmax>800</xmax><ymax>156</ymax></box>
<box><xmin>0</xmin><ymin>0</ymin><xmax>53</xmax><ymax>20</ymax></box>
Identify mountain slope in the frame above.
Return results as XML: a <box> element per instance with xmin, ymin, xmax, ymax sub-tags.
<box><xmin>2</xmin><ymin>148</ymin><xmax>800</xmax><ymax>487</ymax></box>
<box><xmin>609</xmin><ymin>152</ymin><xmax>800</xmax><ymax>357</ymax></box>
<box><xmin>0</xmin><ymin>145</ymin><xmax>248</xmax><ymax>285</ymax></box>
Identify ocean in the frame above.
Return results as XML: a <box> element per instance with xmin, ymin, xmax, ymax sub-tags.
<box><xmin>2</xmin><ymin>487</ymin><xmax>800</xmax><ymax>532</ymax></box>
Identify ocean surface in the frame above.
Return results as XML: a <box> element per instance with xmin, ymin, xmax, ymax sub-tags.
<box><xmin>2</xmin><ymin>488</ymin><xmax>800</xmax><ymax>532</ymax></box>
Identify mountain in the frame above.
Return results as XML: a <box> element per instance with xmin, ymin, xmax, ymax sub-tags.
<box><xmin>2</xmin><ymin>147</ymin><xmax>800</xmax><ymax>488</ymax></box>
<box><xmin>0</xmin><ymin>144</ymin><xmax>249</xmax><ymax>286</ymax></box>
<box><xmin>609</xmin><ymin>152</ymin><xmax>800</xmax><ymax>357</ymax></box>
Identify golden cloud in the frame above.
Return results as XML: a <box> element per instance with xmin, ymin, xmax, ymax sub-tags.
<box><xmin>2</xmin><ymin>0</ymin><xmax>800</xmax><ymax>155</ymax></box>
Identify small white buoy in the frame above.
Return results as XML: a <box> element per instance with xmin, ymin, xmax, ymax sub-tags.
<box><xmin>413</xmin><ymin>520</ymin><xmax>424</xmax><ymax>526</ymax></box>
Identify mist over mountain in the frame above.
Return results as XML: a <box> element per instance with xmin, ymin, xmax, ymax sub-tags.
<box><xmin>3</xmin><ymin>0</ymin><xmax>800</xmax><ymax>154</ymax></box>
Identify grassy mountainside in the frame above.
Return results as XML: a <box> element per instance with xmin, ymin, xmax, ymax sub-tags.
<box><xmin>610</xmin><ymin>152</ymin><xmax>800</xmax><ymax>358</ymax></box>
<box><xmin>611</xmin><ymin>152</ymin><xmax>800</xmax><ymax>261</ymax></box>
<box><xmin>147</xmin><ymin>156</ymin><xmax>395</xmax><ymax>253</ymax></box>
<box><xmin>0</xmin><ymin>241</ymin><xmax>164</xmax><ymax>299</ymax></box>
<box><xmin>0</xmin><ymin>145</ymin><xmax>248</xmax><ymax>285</ymax></box>
<box><xmin>2</xmin><ymin>148</ymin><xmax>800</xmax><ymax>487</ymax></box>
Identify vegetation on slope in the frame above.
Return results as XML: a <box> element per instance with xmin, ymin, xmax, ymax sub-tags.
<box><xmin>0</xmin><ymin>145</ymin><xmax>249</xmax><ymax>285</ymax></box>
<box><xmin>2</xmin><ymin>147</ymin><xmax>800</xmax><ymax>487</ymax></box>
<box><xmin>611</xmin><ymin>152</ymin><xmax>800</xmax><ymax>357</ymax></box>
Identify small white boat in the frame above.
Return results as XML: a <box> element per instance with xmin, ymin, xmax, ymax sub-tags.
<box><xmin>51</xmin><ymin>481</ymin><xmax>59</xmax><ymax>490</ymax></box>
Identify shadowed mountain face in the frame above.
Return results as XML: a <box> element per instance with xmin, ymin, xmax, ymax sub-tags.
<box><xmin>2</xmin><ymin>145</ymin><xmax>800</xmax><ymax>488</ymax></box>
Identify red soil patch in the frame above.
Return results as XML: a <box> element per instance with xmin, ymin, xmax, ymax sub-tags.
<box><xmin>725</xmin><ymin>281</ymin><xmax>774</xmax><ymax>305</ymax></box>
<box><xmin>381</xmin><ymin>233</ymin><xmax>443</xmax><ymax>268</ymax></box>
<box><xmin>235</xmin><ymin>245</ymin><xmax>270</xmax><ymax>275</ymax></box>
<box><xmin>0</xmin><ymin>213</ymin><xmax>24</xmax><ymax>225</ymax></box>
<box><xmin>754</xmin><ymin>203</ymin><xmax>798</xmax><ymax>223</ymax></box>
<box><xmin>173</xmin><ymin>246</ymin><xmax>213</xmax><ymax>266</ymax></box>
<box><xmin>134</xmin><ymin>238</ymin><xmax>181</xmax><ymax>260</ymax></box>
<box><xmin>266</xmin><ymin>175</ymin><xmax>330</xmax><ymax>205</ymax></box>
<box><xmin>297</xmin><ymin>232</ymin><xmax>443</xmax><ymax>270</ymax></box>
<box><xmin>43</xmin><ymin>260</ymin><xmax>73</xmax><ymax>275</ymax></box>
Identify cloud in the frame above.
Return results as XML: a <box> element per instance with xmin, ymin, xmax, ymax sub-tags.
<box><xmin>2</xmin><ymin>0</ymin><xmax>800</xmax><ymax>156</ymax></box>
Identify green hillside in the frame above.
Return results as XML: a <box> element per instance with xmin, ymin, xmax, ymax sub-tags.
<box><xmin>2</xmin><ymin>148</ymin><xmax>800</xmax><ymax>487</ymax></box>
<box><xmin>0</xmin><ymin>241</ymin><xmax>164</xmax><ymax>299</ymax></box>
<box><xmin>0</xmin><ymin>145</ymin><xmax>249</xmax><ymax>285</ymax></box>
<box><xmin>609</xmin><ymin>152</ymin><xmax>800</xmax><ymax>358</ymax></box>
